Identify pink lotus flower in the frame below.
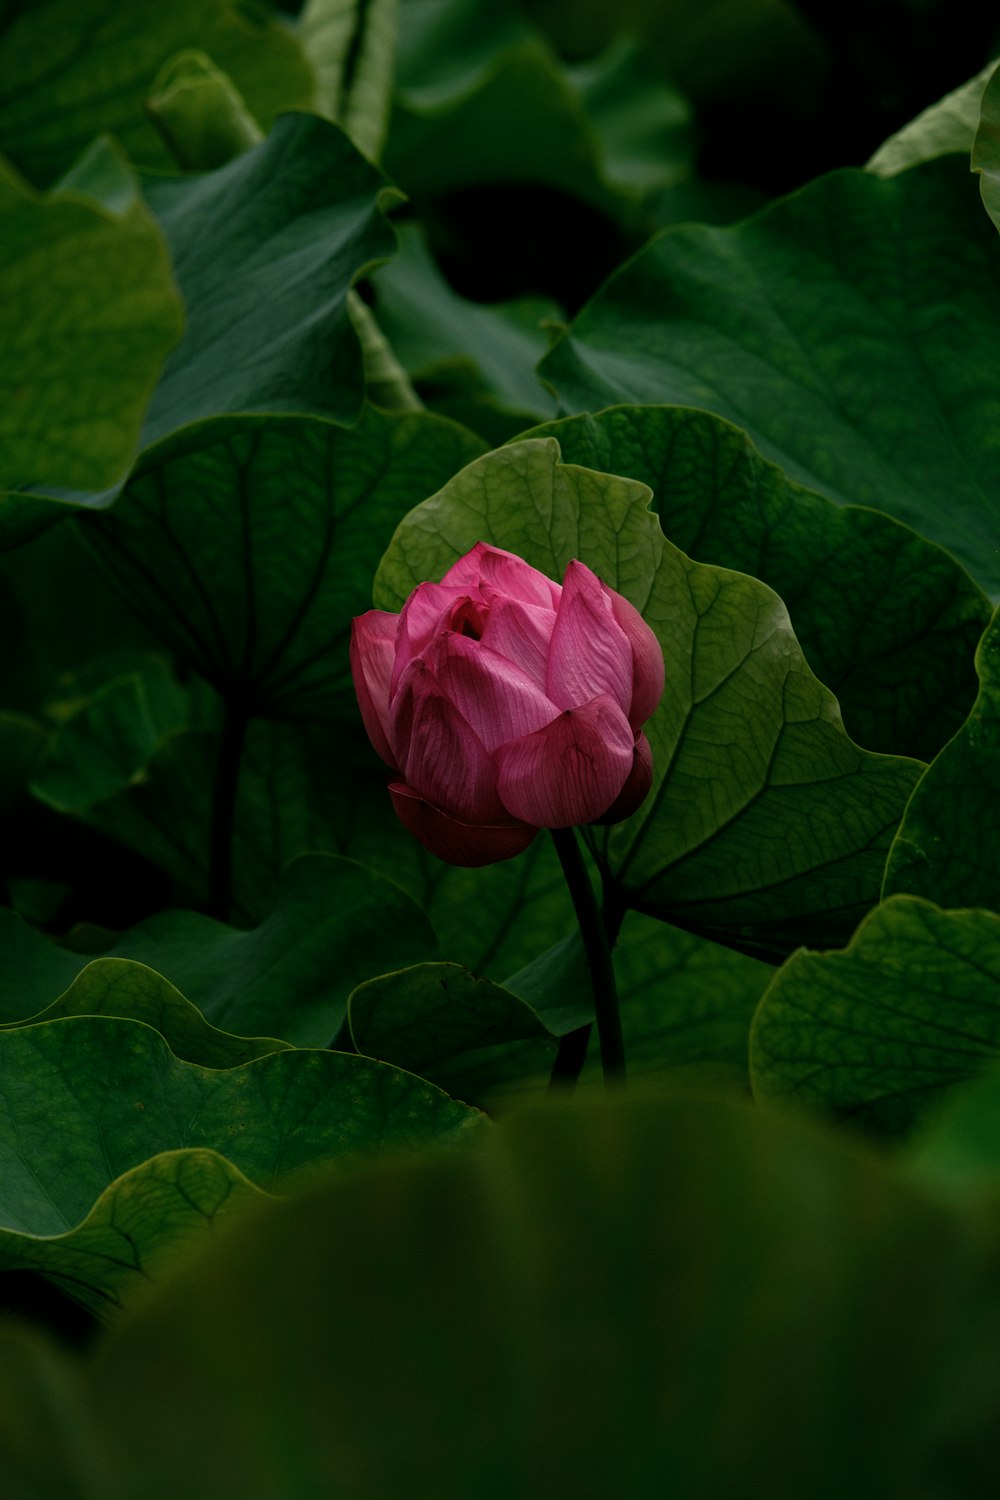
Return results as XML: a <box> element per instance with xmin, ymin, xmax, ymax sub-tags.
<box><xmin>351</xmin><ymin>543</ymin><xmax>664</xmax><ymax>866</ymax></box>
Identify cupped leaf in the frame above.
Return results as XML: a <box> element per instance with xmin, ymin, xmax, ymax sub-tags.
<box><xmin>300</xmin><ymin>0</ymin><xmax>400</xmax><ymax>162</ymax></box>
<box><xmin>138</xmin><ymin>113</ymin><xmax>399</xmax><ymax>445</ymax></box>
<box><xmin>72</xmin><ymin>408</ymin><xmax>484</xmax><ymax>718</ymax></box>
<box><xmin>349</xmin><ymin>962</ymin><xmax>556</xmax><ymax>1106</ymax></box>
<box><xmin>387</xmin><ymin>0</ymin><xmax>695</xmax><ymax>226</ymax></box>
<box><xmin>83</xmin><ymin>1092</ymin><xmax>1000</xmax><ymax>1497</ymax></box>
<box><xmin>539</xmin><ymin>157</ymin><xmax>1000</xmax><ymax>598</ymax></box>
<box><xmin>521</xmin><ymin>405</ymin><xmax>988</xmax><ymax>760</ymax></box>
<box><xmin>0</xmin><ymin>0</ymin><xmax>314</xmax><ymax>186</ymax></box>
<box><xmin>0</xmin><ymin>855</ymin><xmax>437</xmax><ymax>1047</ymax></box>
<box><xmin>376</xmin><ymin>440</ymin><xmax>922</xmax><ymax>958</ymax></box>
<box><xmin>751</xmin><ymin>895</ymin><xmax>1000</xmax><ymax>1138</ymax></box>
<box><xmin>973</xmin><ymin>59</ymin><xmax>1000</xmax><ymax>237</ymax></box>
<box><xmin>0</xmin><ymin>1016</ymin><xmax>483</xmax><ymax>1311</ymax></box>
<box><xmin>0</xmin><ymin>145</ymin><xmax>183</xmax><ymax>499</ymax></box>
<box><xmin>0</xmin><ymin>959</ymin><xmax>287</xmax><ymax>1069</ymax></box>
<box><xmin>885</xmin><ymin>606</ymin><xmax>1000</xmax><ymax>910</ymax></box>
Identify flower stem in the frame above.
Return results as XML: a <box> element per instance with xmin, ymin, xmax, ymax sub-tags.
<box><xmin>550</xmin><ymin>827</ymin><xmax>626</xmax><ymax>1086</ymax></box>
<box><xmin>547</xmin><ymin>1023</ymin><xmax>592</xmax><ymax>1093</ymax></box>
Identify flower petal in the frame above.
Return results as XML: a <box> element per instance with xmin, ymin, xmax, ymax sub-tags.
<box><xmin>350</xmin><ymin>610</ymin><xmax>399</xmax><ymax>767</ymax></box>
<box><xmin>402</xmin><ymin>669</ymin><xmax>506</xmax><ymax>823</ymax></box>
<box><xmin>478</xmin><ymin>594</ymin><xmax>557</xmax><ymax>689</ymax></box>
<box><xmin>442</xmin><ymin>541</ymin><xmax>560</xmax><ymax>609</ymax></box>
<box><xmin>495</xmin><ymin>694</ymin><xmax>635</xmax><ymax>827</ymax></box>
<box><xmin>602</xmin><ymin>585</ymin><xmax>665</xmax><ymax>730</ymax></box>
<box><xmin>429</xmin><ymin>632</ymin><xmax>559</xmax><ymax>752</ymax></box>
<box><xmin>389</xmin><ymin>782</ymin><xmax>537</xmax><ymax>867</ymax></box>
<box><xmin>592</xmin><ymin>732</ymin><xmax>654</xmax><ymax>824</ymax></box>
<box><xmin>546</xmin><ymin>560</ymin><xmax>632</xmax><ymax>715</ymax></box>
<box><xmin>392</xmin><ymin>582</ymin><xmax>477</xmax><ymax>696</ymax></box>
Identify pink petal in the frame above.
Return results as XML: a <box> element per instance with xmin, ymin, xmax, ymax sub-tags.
<box><xmin>389</xmin><ymin>782</ymin><xmax>537</xmax><ymax>867</ymax></box>
<box><xmin>602</xmin><ymin>585</ymin><xmax>665</xmax><ymax>730</ymax></box>
<box><xmin>546</xmin><ymin>560</ymin><xmax>632</xmax><ymax>715</ymax></box>
<box><xmin>350</xmin><ymin>611</ymin><xmax>400</xmax><ymax>768</ymax></box>
<box><xmin>442</xmin><ymin>541</ymin><xmax>560</xmax><ymax>610</ymax></box>
<box><xmin>401</xmin><ymin>669</ymin><xmax>506</xmax><ymax>823</ymax></box>
<box><xmin>478</xmin><ymin>594</ymin><xmax>557</xmax><ymax>689</ymax></box>
<box><xmin>592</xmin><ymin>732</ymin><xmax>654</xmax><ymax>824</ymax></box>
<box><xmin>429</xmin><ymin>632</ymin><xmax>559</xmax><ymax>753</ymax></box>
<box><xmin>392</xmin><ymin>582</ymin><xmax>482</xmax><ymax>696</ymax></box>
<box><xmin>495</xmin><ymin>694</ymin><xmax>635</xmax><ymax>827</ymax></box>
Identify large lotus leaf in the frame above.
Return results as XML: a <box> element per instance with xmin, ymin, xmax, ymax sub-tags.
<box><xmin>386</xmin><ymin>0</ymin><xmax>694</xmax><ymax>225</ymax></box>
<box><xmin>751</xmin><ymin>896</ymin><xmax>1000</xmax><ymax>1138</ymax></box>
<box><xmin>885</xmin><ymin>607</ymin><xmax>1000</xmax><ymax>909</ymax></box>
<box><xmin>611</xmin><ymin>910</ymin><xmax>772</xmax><ymax>1083</ymax></box>
<box><xmin>0</xmin><ymin>145</ymin><xmax>183</xmax><ymax>503</ymax></box>
<box><xmin>376</xmin><ymin>440</ymin><xmax>922</xmax><ymax>958</ymax></box>
<box><xmin>0</xmin><ymin>1016</ymin><xmax>483</xmax><ymax>1313</ymax></box>
<box><xmin>868</xmin><ymin>61</ymin><xmax>996</xmax><ymax>176</ymax></box>
<box><xmin>371</xmin><ymin>224</ymin><xmax>560</xmax><ymax>443</ymax></box>
<box><xmin>0</xmin><ymin>0</ymin><xmax>314</xmax><ymax>187</ymax></box>
<box><xmin>539</xmin><ymin>157</ymin><xmax>1000</xmax><ymax>599</ymax></box>
<box><xmin>0</xmin><ymin>841</ymin><xmax>437</xmax><ymax>1047</ymax></box>
<box><xmin>79</xmin><ymin>1092</ymin><xmax>1000</xmax><ymax>1498</ymax></box>
<box><xmin>137</xmin><ymin>114</ymin><xmax>398</xmax><ymax>445</ymax></box>
<box><xmin>521</xmin><ymin>406</ymin><xmax>988</xmax><ymax>761</ymax></box>
<box><xmin>349</xmin><ymin>962</ymin><xmax>556</xmax><ymax>1107</ymax></box>
<box><xmin>71</xmin><ymin>408</ymin><xmax>484</xmax><ymax>718</ymax></box>
<box><xmin>0</xmin><ymin>958</ymin><xmax>287</xmax><ymax>1069</ymax></box>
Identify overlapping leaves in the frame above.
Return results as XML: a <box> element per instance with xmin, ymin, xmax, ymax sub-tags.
<box><xmin>377</xmin><ymin>438</ymin><xmax>922</xmax><ymax>958</ymax></box>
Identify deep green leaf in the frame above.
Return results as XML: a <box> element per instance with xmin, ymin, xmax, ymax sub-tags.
<box><xmin>371</xmin><ymin>223</ymin><xmax>560</xmax><ymax>441</ymax></box>
<box><xmin>386</xmin><ymin>0</ymin><xmax>694</xmax><ymax>227</ymax></box>
<box><xmin>376</xmin><ymin>439</ymin><xmax>922</xmax><ymax>957</ymax></box>
<box><xmin>73</xmin><ymin>408</ymin><xmax>485</xmax><ymax>718</ymax></box>
<box><xmin>0</xmin><ymin>1325</ymin><xmax>99</xmax><ymax>1498</ymax></box>
<box><xmin>0</xmin><ymin>958</ymin><xmax>287</xmax><ymax>1068</ymax></box>
<box><xmin>539</xmin><ymin>157</ymin><xmax>1000</xmax><ymax>598</ymax></box>
<box><xmin>751</xmin><ymin>896</ymin><xmax>1000</xmax><ymax>1138</ymax></box>
<box><xmin>520</xmin><ymin>405</ymin><xmax>988</xmax><ymax>760</ymax></box>
<box><xmin>908</xmin><ymin>1062</ymin><xmax>1000</xmax><ymax>1197</ymax></box>
<box><xmin>0</xmin><ymin>855</ymin><xmax>437</xmax><ymax>1047</ymax></box>
<box><xmin>885</xmin><ymin>606</ymin><xmax>1000</xmax><ymax>910</ymax></box>
<box><xmin>0</xmin><ymin>145</ymin><xmax>183</xmax><ymax>498</ymax></box>
<box><xmin>0</xmin><ymin>0</ymin><xmax>315</xmax><ymax>186</ymax></box>
<box><xmin>82</xmin><ymin>1091</ymin><xmax>1000</xmax><ymax>1497</ymax></box>
<box><xmin>349</xmin><ymin>961</ymin><xmax>556</xmax><ymax>1106</ymax></box>
<box><xmin>138</xmin><ymin>114</ymin><xmax>399</xmax><ymax>444</ymax></box>
<box><xmin>0</xmin><ymin>1016</ymin><xmax>483</xmax><ymax>1311</ymax></box>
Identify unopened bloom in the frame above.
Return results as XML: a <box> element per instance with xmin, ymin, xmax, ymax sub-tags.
<box><xmin>351</xmin><ymin>542</ymin><xmax>664</xmax><ymax>866</ymax></box>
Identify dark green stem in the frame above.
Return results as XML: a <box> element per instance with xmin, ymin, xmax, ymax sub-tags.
<box><xmin>550</xmin><ymin>827</ymin><xmax>626</xmax><ymax>1086</ymax></box>
<box><xmin>209</xmin><ymin>701</ymin><xmax>248</xmax><ymax>922</ymax></box>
